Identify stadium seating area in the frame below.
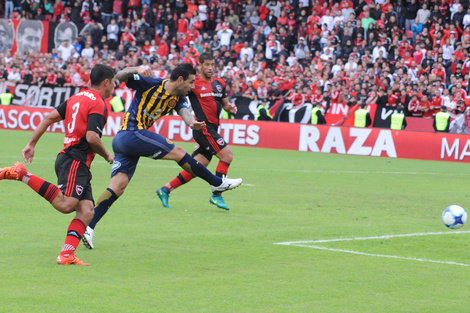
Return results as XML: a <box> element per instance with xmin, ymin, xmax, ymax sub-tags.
<box><xmin>2</xmin><ymin>0</ymin><xmax>470</xmax><ymax>119</ymax></box>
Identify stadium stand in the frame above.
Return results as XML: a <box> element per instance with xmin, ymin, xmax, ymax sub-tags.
<box><xmin>1</xmin><ymin>0</ymin><xmax>470</xmax><ymax>124</ymax></box>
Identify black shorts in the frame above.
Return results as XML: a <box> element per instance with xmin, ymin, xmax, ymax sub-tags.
<box><xmin>192</xmin><ymin>124</ymin><xmax>228</xmax><ymax>160</ymax></box>
<box><xmin>55</xmin><ymin>153</ymin><xmax>94</xmax><ymax>202</ymax></box>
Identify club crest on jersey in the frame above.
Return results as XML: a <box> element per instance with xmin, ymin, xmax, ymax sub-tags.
<box><xmin>76</xmin><ymin>185</ymin><xmax>84</xmax><ymax>196</ymax></box>
<box><xmin>217</xmin><ymin>138</ymin><xmax>225</xmax><ymax>146</ymax></box>
<box><xmin>168</xmin><ymin>99</ymin><xmax>177</xmax><ymax>109</ymax></box>
<box><xmin>216</xmin><ymin>84</ymin><xmax>222</xmax><ymax>92</ymax></box>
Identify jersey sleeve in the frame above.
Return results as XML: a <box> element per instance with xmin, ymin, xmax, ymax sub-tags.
<box><xmin>86</xmin><ymin>97</ymin><xmax>107</xmax><ymax>136</ymax></box>
<box><xmin>216</xmin><ymin>78</ymin><xmax>227</xmax><ymax>99</ymax></box>
<box><xmin>56</xmin><ymin>100</ymin><xmax>67</xmax><ymax>119</ymax></box>
<box><xmin>174</xmin><ymin>96</ymin><xmax>190</xmax><ymax>112</ymax></box>
<box><xmin>126</xmin><ymin>74</ymin><xmax>163</xmax><ymax>93</ymax></box>
<box><xmin>87</xmin><ymin>114</ymin><xmax>106</xmax><ymax>137</ymax></box>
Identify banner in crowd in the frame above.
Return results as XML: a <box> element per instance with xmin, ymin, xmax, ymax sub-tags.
<box><xmin>230</xmin><ymin>97</ymin><xmax>353</xmax><ymax>124</ymax></box>
<box><xmin>1</xmin><ymin>106</ymin><xmax>469</xmax><ymax>163</ymax></box>
<box><xmin>0</xmin><ymin>19</ymin><xmax>96</xmax><ymax>56</ymax></box>
<box><xmin>0</xmin><ymin>81</ymin><xmax>134</xmax><ymax>108</ymax></box>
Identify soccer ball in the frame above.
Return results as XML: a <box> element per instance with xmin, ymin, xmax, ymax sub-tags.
<box><xmin>442</xmin><ymin>205</ymin><xmax>467</xmax><ymax>229</ymax></box>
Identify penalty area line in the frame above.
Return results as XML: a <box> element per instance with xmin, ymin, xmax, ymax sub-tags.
<box><xmin>274</xmin><ymin>231</ymin><xmax>470</xmax><ymax>267</ymax></box>
<box><xmin>291</xmin><ymin>244</ymin><xmax>470</xmax><ymax>267</ymax></box>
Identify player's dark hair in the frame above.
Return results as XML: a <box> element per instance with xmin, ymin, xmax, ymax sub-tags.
<box><xmin>199</xmin><ymin>52</ymin><xmax>214</xmax><ymax>64</ymax></box>
<box><xmin>90</xmin><ymin>64</ymin><xmax>115</xmax><ymax>86</ymax></box>
<box><xmin>170</xmin><ymin>63</ymin><xmax>196</xmax><ymax>81</ymax></box>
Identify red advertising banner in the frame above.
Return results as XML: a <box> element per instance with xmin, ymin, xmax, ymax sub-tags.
<box><xmin>1</xmin><ymin>106</ymin><xmax>469</xmax><ymax>163</ymax></box>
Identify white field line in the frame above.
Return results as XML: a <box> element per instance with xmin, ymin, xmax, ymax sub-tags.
<box><xmin>275</xmin><ymin>231</ymin><xmax>470</xmax><ymax>267</ymax></box>
<box><xmin>2</xmin><ymin>156</ymin><xmax>469</xmax><ymax>176</ymax></box>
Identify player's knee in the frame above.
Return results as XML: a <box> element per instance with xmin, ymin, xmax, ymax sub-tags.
<box><xmin>56</xmin><ymin>204</ymin><xmax>75</xmax><ymax>214</ymax></box>
<box><xmin>219</xmin><ymin>150</ymin><xmax>233</xmax><ymax>164</ymax></box>
<box><xmin>53</xmin><ymin>197</ymin><xmax>78</xmax><ymax>214</ymax></box>
<box><xmin>223</xmin><ymin>153</ymin><xmax>233</xmax><ymax>164</ymax></box>
<box><xmin>82</xmin><ymin>207</ymin><xmax>95</xmax><ymax>222</ymax></box>
<box><xmin>172</xmin><ymin>146</ymin><xmax>187</xmax><ymax>159</ymax></box>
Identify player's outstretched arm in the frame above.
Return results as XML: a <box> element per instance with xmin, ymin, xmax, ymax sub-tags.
<box><xmin>177</xmin><ymin>107</ymin><xmax>206</xmax><ymax>130</ymax></box>
<box><xmin>86</xmin><ymin>131</ymin><xmax>114</xmax><ymax>164</ymax></box>
<box><xmin>115</xmin><ymin>66</ymin><xmax>153</xmax><ymax>83</ymax></box>
<box><xmin>23</xmin><ymin>109</ymin><xmax>63</xmax><ymax>165</ymax></box>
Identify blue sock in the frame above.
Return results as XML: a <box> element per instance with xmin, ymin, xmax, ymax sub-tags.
<box><xmin>89</xmin><ymin>188</ymin><xmax>118</xmax><ymax>229</ymax></box>
<box><xmin>177</xmin><ymin>154</ymin><xmax>222</xmax><ymax>186</ymax></box>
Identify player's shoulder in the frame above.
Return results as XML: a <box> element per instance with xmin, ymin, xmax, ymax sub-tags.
<box><xmin>72</xmin><ymin>90</ymin><xmax>106</xmax><ymax>111</ymax></box>
<box><xmin>213</xmin><ymin>77</ymin><xmax>226</xmax><ymax>87</ymax></box>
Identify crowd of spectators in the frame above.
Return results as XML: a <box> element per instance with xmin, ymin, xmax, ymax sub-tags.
<box><xmin>2</xmin><ymin>0</ymin><xmax>470</xmax><ymax>119</ymax></box>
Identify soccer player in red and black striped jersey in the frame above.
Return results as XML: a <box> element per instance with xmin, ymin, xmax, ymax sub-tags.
<box><xmin>156</xmin><ymin>53</ymin><xmax>238</xmax><ymax>210</ymax></box>
<box><xmin>0</xmin><ymin>64</ymin><xmax>115</xmax><ymax>265</ymax></box>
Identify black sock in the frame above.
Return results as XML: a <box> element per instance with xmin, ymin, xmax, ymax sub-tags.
<box><xmin>89</xmin><ymin>188</ymin><xmax>118</xmax><ymax>229</ymax></box>
<box><xmin>177</xmin><ymin>153</ymin><xmax>222</xmax><ymax>186</ymax></box>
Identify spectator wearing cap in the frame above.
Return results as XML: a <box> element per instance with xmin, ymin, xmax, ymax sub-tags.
<box><xmin>287</xmin><ymin>13</ymin><xmax>297</xmax><ymax>30</ymax></box>
<box><xmin>294</xmin><ymin>37</ymin><xmax>308</xmax><ymax>60</ymax></box>
<box><xmin>186</xmin><ymin>40</ymin><xmax>200</xmax><ymax>58</ymax></box>
<box><xmin>35</xmin><ymin>8</ymin><xmax>45</xmax><ymax>20</ymax></box>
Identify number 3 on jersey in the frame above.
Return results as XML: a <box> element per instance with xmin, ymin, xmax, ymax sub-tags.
<box><xmin>68</xmin><ymin>102</ymin><xmax>80</xmax><ymax>133</ymax></box>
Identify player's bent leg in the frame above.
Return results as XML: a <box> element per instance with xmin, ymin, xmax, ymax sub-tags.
<box><xmin>167</xmin><ymin>149</ymin><xmax>242</xmax><ymax>193</ymax></box>
<box><xmin>0</xmin><ymin>163</ymin><xmax>62</xmax><ymax>204</ymax></box>
<box><xmin>216</xmin><ymin>146</ymin><xmax>233</xmax><ymax>165</ymax></box>
<box><xmin>50</xmin><ymin>193</ymin><xmax>80</xmax><ymax>214</ymax></box>
<box><xmin>75</xmin><ymin>200</ymin><xmax>96</xmax><ymax>250</ymax></box>
<box><xmin>107</xmin><ymin>172</ymin><xmax>130</xmax><ymax>197</ymax></box>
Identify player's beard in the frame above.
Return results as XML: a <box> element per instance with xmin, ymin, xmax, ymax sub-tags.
<box><xmin>202</xmin><ymin>71</ymin><xmax>212</xmax><ymax>80</ymax></box>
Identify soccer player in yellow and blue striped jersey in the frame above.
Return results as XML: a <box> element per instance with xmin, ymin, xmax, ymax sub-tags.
<box><xmin>82</xmin><ymin>63</ymin><xmax>242</xmax><ymax>249</ymax></box>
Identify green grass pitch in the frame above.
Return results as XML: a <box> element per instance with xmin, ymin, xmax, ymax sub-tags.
<box><xmin>0</xmin><ymin>129</ymin><xmax>469</xmax><ymax>312</ymax></box>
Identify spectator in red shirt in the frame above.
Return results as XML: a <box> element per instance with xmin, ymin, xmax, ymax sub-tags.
<box><xmin>420</xmin><ymin>94</ymin><xmax>433</xmax><ymax>118</ymax></box>
<box><xmin>177</xmin><ymin>13</ymin><xmax>189</xmax><ymax>35</ymax></box>
<box><xmin>408</xmin><ymin>94</ymin><xmax>422</xmax><ymax>117</ymax></box>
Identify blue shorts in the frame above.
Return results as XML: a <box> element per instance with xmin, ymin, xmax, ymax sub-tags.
<box><xmin>111</xmin><ymin>129</ymin><xmax>175</xmax><ymax>181</ymax></box>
